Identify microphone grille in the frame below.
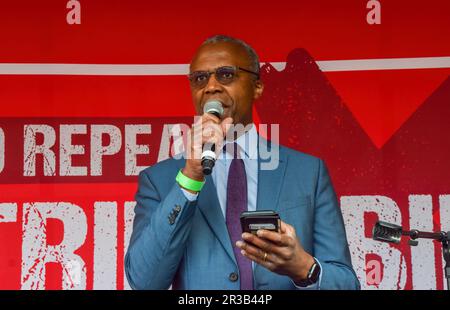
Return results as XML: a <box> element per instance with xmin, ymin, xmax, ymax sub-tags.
<box><xmin>203</xmin><ymin>100</ymin><xmax>224</xmax><ymax>118</ymax></box>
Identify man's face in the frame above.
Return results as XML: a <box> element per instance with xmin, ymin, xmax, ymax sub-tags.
<box><xmin>189</xmin><ymin>41</ymin><xmax>264</xmax><ymax>126</ymax></box>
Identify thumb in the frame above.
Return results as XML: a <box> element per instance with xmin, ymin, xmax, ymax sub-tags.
<box><xmin>280</xmin><ymin>220</ymin><xmax>287</xmax><ymax>234</ymax></box>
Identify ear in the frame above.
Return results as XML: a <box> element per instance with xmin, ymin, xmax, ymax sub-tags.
<box><xmin>253</xmin><ymin>79</ymin><xmax>264</xmax><ymax>100</ymax></box>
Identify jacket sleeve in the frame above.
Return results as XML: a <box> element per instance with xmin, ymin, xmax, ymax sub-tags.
<box><xmin>313</xmin><ymin>159</ymin><xmax>361</xmax><ymax>290</ymax></box>
<box><xmin>124</xmin><ymin>168</ymin><xmax>197</xmax><ymax>290</ymax></box>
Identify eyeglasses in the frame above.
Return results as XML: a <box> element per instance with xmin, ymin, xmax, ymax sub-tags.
<box><xmin>188</xmin><ymin>66</ymin><xmax>259</xmax><ymax>89</ymax></box>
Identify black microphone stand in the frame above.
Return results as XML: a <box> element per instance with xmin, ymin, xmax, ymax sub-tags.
<box><xmin>401</xmin><ymin>228</ymin><xmax>450</xmax><ymax>290</ymax></box>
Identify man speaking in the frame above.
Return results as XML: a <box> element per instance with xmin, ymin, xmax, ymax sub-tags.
<box><xmin>125</xmin><ymin>35</ymin><xmax>360</xmax><ymax>290</ymax></box>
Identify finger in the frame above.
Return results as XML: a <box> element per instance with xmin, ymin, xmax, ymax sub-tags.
<box><xmin>280</xmin><ymin>220</ymin><xmax>288</xmax><ymax>234</ymax></box>
<box><xmin>187</xmin><ymin>129</ymin><xmax>203</xmax><ymax>160</ymax></box>
<box><xmin>242</xmin><ymin>232</ymin><xmax>276</xmax><ymax>252</ymax></box>
<box><xmin>189</xmin><ymin>134</ymin><xmax>215</xmax><ymax>161</ymax></box>
<box><xmin>202</xmin><ymin>123</ymin><xmax>223</xmax><ymax>144</ymax></box>
<box><xmin>280</xmin><ymin>221</ymin><xmax>296</xmax><ymax>239</ymax></box>
<box><xmin>202</xmin><ymin>125</ymin><xmax>216</xmax><ymax>139</ymax></box>
<box><xmin>257</xmin><ymin>229</ymin><xmax>282</xmax><ymax>243</ymax></box>
<box><xmin>202</xmin><ymin>113</ymin><xmax>220</xmax><ymax>124</ymax></box>
<box><xmin>275</xmin><ymin>222</ymin><xmax>301</xmax><ymax>251</ymax></box>
<box><xmin>191</xmin><ymin>122</ymin><xmax>205</xmax><ymax>144</ymax></box>
<box><xmin>201</xmin><ymin>120</ymin><xmax>222</xmax><ymax>131</ymax></box>
<box><xmin>240</xmin><ymin>249</ymin><xmax>275</xmax><ymax>271</ymax></box>
<box><xmin>266</xmin><ymin>222</ymin><xmax>297</xmax><ymax>249</ymax></box>
<box><xmin>238</xmin><ymin>238</ymin><xmax>293</xmax><ymax>265</ymax></box>
<box><xmin>221</xmin><ymin>117</ymin><xmax>234</xmax><ymax>135</ymax></box>
<box><xmin>241</xmin><ymin>232</ymin><xmax>288</xmax><ymax>257</ymax></box>
<box><xmin>202</xmin><ymin>121</ymin><xmax>222</xmax><ymax>132</ymax></box>
<box><xmin>202</xmin><ymin>133</ymin><xmax>222</xmax><ymax>147</ymax></box>
<box><xmin>190</xmin><ymin>118</ymin><xmax>222</xmax><ymax>157</ymax></box>
<box><xmin>256</xmin><ymin>229</ymin><xmax>292</xmax><ymax>247</ymax></box>
<box><xmin>236</xmin><ymin>240</ymin><xmax>266</xmax><ymax>260</ymax></box>
<box><xmin>190</xmin><ymin>128</ymin><xmax>206</xmax><ymax>147</ymax></box>
<box><xmin>203</xmin><ymin>120</ymin><xmax>230</xmax><ymax>142</ymax></box>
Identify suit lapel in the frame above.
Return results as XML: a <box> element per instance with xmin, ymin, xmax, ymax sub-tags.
<box><xmin>254</xmin><ymin>138</ymin><xmax>288</xmax><ymax>282</ymax></box>
<box><xmin>197</xmin><ymin>175</ymin><xmax>237</xmax><ymax>265</ymax></box>
<box><xmin>256</xmin><ymin>138</ymin><xmax>287</xmax><ymax>212</ymax></box>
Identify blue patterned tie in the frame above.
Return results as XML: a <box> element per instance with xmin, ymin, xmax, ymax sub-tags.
<box><xmin>226</xmin><ymin>142</ymin><xmax>253</xmax><ymax>290</ymax></box>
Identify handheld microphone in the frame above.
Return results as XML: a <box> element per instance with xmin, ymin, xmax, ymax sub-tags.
<box><xmin>201</xmin><ymin>100</ymin><xmax>224</xmax><ymax>175</ymax></box>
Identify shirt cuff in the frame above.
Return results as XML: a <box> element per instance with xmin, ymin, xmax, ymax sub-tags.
<box><xmin>180</xmin><ymin>186</ymin><xmax>199</xmax><ymax>202</ymax></box>
<box><xmin>292</xmin><ymin>258</ymin><xmax>323</xmax><ymax>290</ymax></box>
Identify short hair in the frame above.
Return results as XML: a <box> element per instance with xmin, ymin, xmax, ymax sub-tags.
<box><xmin>202</xmin><ymin>34</ymin><xmax>260</xmax><ymax>75</ymax></box>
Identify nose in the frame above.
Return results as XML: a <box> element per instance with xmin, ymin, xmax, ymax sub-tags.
<box><xmin>204</xmin><ymin>73</ymin><xmax>223</xmax><ymax>94</ymax></box>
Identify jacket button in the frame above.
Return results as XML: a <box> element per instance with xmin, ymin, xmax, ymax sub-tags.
<box><xmin>229</xmin><ymin>272</ymin><xmax>238</xmax><ymax>282</ymax></box>
<box><xmin>168</xmin><ymin>215</ymin><xmax>175</xmax><ymax>225</ymax></box>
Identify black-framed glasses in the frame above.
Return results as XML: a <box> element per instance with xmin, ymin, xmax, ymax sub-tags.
<box><xmin>188</xmin><ymin>66</ymin><xmax>259</xmax><ymax>89</ymax></box>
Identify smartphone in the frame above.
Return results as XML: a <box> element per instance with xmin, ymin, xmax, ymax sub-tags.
<box><xmin>240</xmin><ymin>210</ymin><xmax>280</xmax><ymax>234</ymax></box>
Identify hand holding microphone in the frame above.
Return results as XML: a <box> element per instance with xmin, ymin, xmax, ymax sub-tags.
<box><xmin>182</xmin><ymin>100</ymin><xmax>233</xmax><ymax>190</ymax></box>
<box><xmin>200</xmin><ymin>100</ymin><xmax>226</xmax><ymax>175</ymax></box>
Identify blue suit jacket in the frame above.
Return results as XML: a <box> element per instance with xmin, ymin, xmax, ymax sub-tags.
<box><xmin>125</xmin><ymin>139</ymin><xmax>360</xmax><ymax>290</ymax></box>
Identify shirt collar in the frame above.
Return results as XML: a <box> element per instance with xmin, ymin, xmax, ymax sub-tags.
<box><xmin>221</xmin><ymin>123</ymin><xmax>258</xmax><ymax>160</ymax></box>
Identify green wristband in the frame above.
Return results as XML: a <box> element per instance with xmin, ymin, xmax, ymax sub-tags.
<box><xmin>176</xmin><ymin>170</ymin><xmax>205</xmax><ymax>192</ymax></box>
